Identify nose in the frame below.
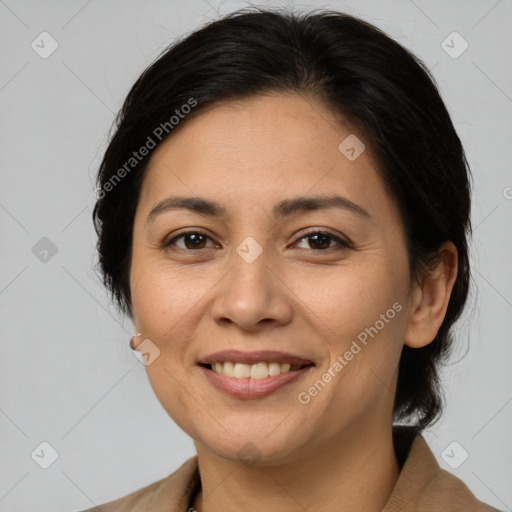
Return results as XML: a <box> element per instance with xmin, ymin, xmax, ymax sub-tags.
<box><xmin>210</xmin><ymin>242</ymin><xmax>293</xmax><ymax>332</ymax></box>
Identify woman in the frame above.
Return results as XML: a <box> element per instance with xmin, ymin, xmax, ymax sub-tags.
<box><xmin>82</xmin><ymin>7</ymin><xmax>500</xmax><ymax>512</ymax></box>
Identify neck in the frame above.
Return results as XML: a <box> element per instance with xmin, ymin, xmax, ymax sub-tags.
<box><xmin>192</xmin><ymin>423</ymin><xmax>401</xmax><ymax>512</ymax></box>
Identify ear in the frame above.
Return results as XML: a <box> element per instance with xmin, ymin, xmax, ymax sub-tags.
<box><xmin>404</xmin><ymin>241</ymin><xmax>458</xmax><ymax>348</ymax></box>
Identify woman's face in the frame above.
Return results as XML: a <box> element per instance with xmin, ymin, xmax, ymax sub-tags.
<box><xmin>130</xmin><ymin>93</ymin><xmax>417</xmax><ymax>465</ymax></box>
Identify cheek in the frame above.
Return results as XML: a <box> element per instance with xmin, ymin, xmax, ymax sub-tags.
<box><xmin>130</xmin><ymin>258</ymin><xmax>204</xmax><ymax>337</ymax></box>
<box><xmin>130</xmin><ymin>263</ymin><xmax>207</xmax><ymax>433</ymax></box>
<box><xmin>295</xmin><ymin>261</ymin><xmax>405</xmax><ymax>342</ymax></box>
<box><xmin>294</xmin><ymin>258</ymin><xmax>408</xmax><ymax>399</ymax></box>
<box><xmin>143</xmin><ymin>356</ymin><xmax>201</xmax><ymax>437</ymax></box>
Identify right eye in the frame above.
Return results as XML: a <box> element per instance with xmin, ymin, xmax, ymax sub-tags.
<box><xmin>163</xmin><ymin>230</ymin><xmax>220</xmax><ymax>251</ymax></box>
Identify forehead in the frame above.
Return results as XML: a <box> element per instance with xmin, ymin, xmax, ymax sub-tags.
<box><xmin>138</xmin><ymin>93</ymin><xmax>395</xmax><ymax>224</ymax></box>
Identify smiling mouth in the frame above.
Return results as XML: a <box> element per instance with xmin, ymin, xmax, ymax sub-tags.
<box><xmin>199</xmin><ymin>361</ymin><xmax>314</xmax><ymax>379</ymax></box>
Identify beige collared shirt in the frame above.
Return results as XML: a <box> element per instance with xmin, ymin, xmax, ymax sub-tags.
<box><xmin>78</xmin><ymin>427</ymin><xmax>501</xmax><ymax>511</ymax></box>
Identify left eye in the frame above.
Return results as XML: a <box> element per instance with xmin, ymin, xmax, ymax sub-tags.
<box><xmin>293</xmin><ymin>231</ymin><xmax>351</xmax><ymax>251</ymax></box>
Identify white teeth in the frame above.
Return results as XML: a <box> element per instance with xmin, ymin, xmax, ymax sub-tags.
<box><xmin>233</xmin><ymin>363</ymin><xmax>251</xmax><ymax>378</ymax></box>
<box><xmin>223</xmin><ymin>361</ymin><xmax>234</xmax><ymax>377</ymax></box>
<box><xmin>209</xmin><ymin>361</ymin><xmax>304</xmax><ymax>378</ymax></box>
<box><xmin>268</xmin><ymin>362</ymin><xmax>281</xmax><ymax>376</ymax></box>
<box><xmin>250</xmin><ymin>362</ymin><xmax>268</xmax><ymax>379</ymax></box>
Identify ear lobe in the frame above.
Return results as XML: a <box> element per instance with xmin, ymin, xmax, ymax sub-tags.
<box><xmin>404</xmin><ymin>241</ymin><xmax>458</xmax><ymax>349</ymax></box>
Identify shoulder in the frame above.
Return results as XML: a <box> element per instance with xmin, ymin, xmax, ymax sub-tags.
<box><xmin>73</xmin><ymin>455</ymin><xmax>199</xmax><ymax>512</ymax></box>
<box><xmin>386</xmin><ymin>427</ymin><xmax>502</xmax><ymax>512</ymax></box>
<box><xmin>418</xmin><ymin>467</ymin><xmax>502</xmax><ymax>511</ymax></box>
<box><xmin>76</xmin><ymin>477</ymin><xmax>166</xmax><ymax>512</ymax></box>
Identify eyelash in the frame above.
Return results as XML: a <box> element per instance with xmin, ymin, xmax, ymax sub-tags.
<box><xmin>162</xmin><ymin>229</ymin><xmax>352</xmax><ymax>252</ymax></box>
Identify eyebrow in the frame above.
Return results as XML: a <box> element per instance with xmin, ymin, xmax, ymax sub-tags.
<box><xmin>146</xmin><ymin>194</ymin><xmax>371</xmax><ymax>224</ymax></box>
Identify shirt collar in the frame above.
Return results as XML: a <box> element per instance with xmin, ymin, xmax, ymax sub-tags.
<box><xmin>150</xmin><ymin>425</ymin><xmax>440</xmax><ymax>511</ymax></box>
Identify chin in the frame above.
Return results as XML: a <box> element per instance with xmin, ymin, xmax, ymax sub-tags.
<box><xmin>192</xmin><ymin>419</ymin><xmax>311</xmax><ymax>467</ymax></box>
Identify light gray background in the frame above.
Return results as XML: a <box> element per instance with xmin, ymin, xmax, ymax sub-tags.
<box><xmin>1</xmin><ymin>0</ymin><xmax>511</xmax><ymax>511</ymax></box>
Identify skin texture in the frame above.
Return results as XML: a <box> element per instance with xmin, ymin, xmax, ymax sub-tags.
<box><xmin>129</xmin><ymin>93</ymin><xmax>458</xmax><ymax>512</ymax></box>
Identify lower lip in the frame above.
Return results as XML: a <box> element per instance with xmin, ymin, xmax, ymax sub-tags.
<box><xmin>198</xmin><ymin>365</ymin><xmax>314</xmax><ymax>399</ymax></box>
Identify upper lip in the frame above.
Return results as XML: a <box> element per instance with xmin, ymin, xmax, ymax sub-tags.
<box><xmin>197</xmin><ymin>350</ymin><xmax>315</xmax><ymax>367</ymax></box>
